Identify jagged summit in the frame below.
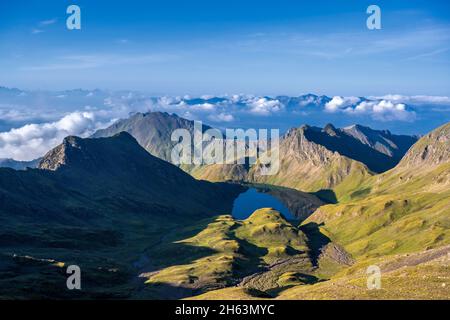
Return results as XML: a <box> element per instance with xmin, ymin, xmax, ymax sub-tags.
<box><xmin>3</xmin><ymin>131</ymin><xmax>243</xmax><ymax>224</ymax></box>
<box><xmin>38</xmin><ymin>132</ymin><xmax>140</xmax><ymax>171</ymax></box>
<box><xmin>323</xmin><ymin>123</ymin><xmax>337</xmax><ymax>136</ymax></box>
<box><xmin>281</xmin><ymin>123</ymin><xmax>416</xmax><ymax>173</ymax></box>
<box><xmin>248</xmin><ymin>124</ymin><xmax>370</xmax><ymax>193</ymax></box>
<box><xmin>91</xmin><ymin>112</ymin><xmax>418</xmax><ymax>190</ymax></box>
<box><xmin>92</xmin><ymin>111</ymin><xmax>212</xmax><ymax>162</ymax></box>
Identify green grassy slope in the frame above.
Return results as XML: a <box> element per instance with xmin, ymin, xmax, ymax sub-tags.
<box><xmin>246</xmin><ymin>126</ymin><xmax>373</xmax><ymax>199</ymax></box>
<box><xmin>190</xmin><ymin>244</ymin><xmax>449</xmax><ymax>300</ymax></box>
<box><xmin>304</xmin><ymin>122</ymin><xmax>450</xmax><ymax>259</ymax></box>
<box><xmin>139</xmin><ymin>208</ymin><xmax>352</xmax><ymax>298</ymax></box>
<box><xmin>0</xmin><ymin>132</ymin><xmax>244</xmax><ymax>299</ymax></box>
<box><xmin>186</xmin><ymin>123</ymin><xmax>450</xmax><ymax>300</ymax></box>
<box><xmin>139</xmin><ymin>209</ymin><xmax>313</xmax><ymax>297</ymax></box>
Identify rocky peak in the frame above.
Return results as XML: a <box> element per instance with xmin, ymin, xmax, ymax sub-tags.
<box><xmin>38</xmin><ymin>132</ymin><xmax>138</xmax><ymax>171</ymax></box>
<box><xmin>397</xmin><ymin>122</ymin><xmax>449</xmax><ymax>169</ymax></box>
<box><xmin>280</xmin><ymin>125</ymin><xmax>337</xmax><ymax>164</ymax></box>
<box><xmin>38</xmin><ymin>137</ymin><xmax>73</xmax><ymax>171</ymax></box>
<box><xmin>323</xmin><ymin>123</ymin><xmax>337</xmax><ymax>136</ymax></box>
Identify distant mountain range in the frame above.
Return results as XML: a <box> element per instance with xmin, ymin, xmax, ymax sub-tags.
<box><xmin>304</xmin><ymin>124</ymin><xmax>417</xmax><ymax>172</ymax></box>
<box><xmin>2</xmin><ymin>86</ymin><xmax>447</xmax><ymax>137</ymax></box>
<box><xmin>167</xmin><ymin>121</ymin><xmax>450</xmax><ymax>300</ymax></box>
<box><xmin>0</xmin><ymin>102</ymin><xmax>448</xmax><ymax>299</ymax></box>
<box><xmin>92</xmin><ymin>112</ymin><xmax>213</xmax><ymax>163</ymax></box>
<box><xmin>1</xmin><ymin>132</ymin><xmax>241</xmax><ymax>222</ymax></box>
<box><xmin>305</xmin><ymin>121</ymin><xmax>450</xmax><ymax>257</ymax></box>
<box><xmin>0</xmin><ymin>131</ymin><xmax>245</xmax><ymax>298</ymax></box>
<box><xmin>0</xmin><ymin>158</ymin><xmax>40</xmax><ymax>170</ymax></box>
<box><xmin>92</xmin><ymin>112</ymin><xmax>418</xmax><ymax>194</ymax></box>
<box><xmin>0</xmin><ymin>109</ymin><xmax>448</xmax><ymax>299</ymax></box>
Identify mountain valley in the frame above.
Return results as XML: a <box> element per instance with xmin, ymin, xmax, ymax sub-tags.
<box><xmin>0</xmin><ymin>112</ymin><xmax>448</xmax><ymax>300</ymax></box>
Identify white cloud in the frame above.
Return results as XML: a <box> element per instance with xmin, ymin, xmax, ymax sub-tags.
<box><xmin>325</xmin><ymin>96</ymin><xmax>416</xmax><ymax>121</ymax></box>
<box><xmin>191</xmin><ymin>103</ymin><xmax>215</xmax><ymax>111</ymax></box>
<box><xmin>39</xmin><ymin>18</ymin><xmax>57</xmax><ymax>26</ymax></box>
<box><xmin>372</xmin><ymin>100</ymin><xmax>415</xmax><ymax>121</ymax></box>
<box><xmin>31</xmin><ymin>28</ymin><xmax>44</xmax><ymax>34</ymax></box>
<box><xmin>0</xmin><ymin>107</ymin><xmax>48</xmax><ymax>123</ymax></box>
<box><xmin>353</xmin><ymin>100</ymin><xmax>413</xmax><ymax>121</ymax></box>
<box><xmin>371</xmin><ymin>94</ymin><xmax>450</xmax><ymax>105</ymax></box>
<box><xmin>358</xmin><ymin>100</ymin><xmax>413</xmax><ymax>121</ymax></box>
<box><xmin>247</xmin><ymin>97</ymin><xmax>283</xmax><ymax>115</ymax></box>
<box><xmin>325</xmin><ymin>96</ymin><xmax>360</xmax><ymax>112</ymax></box>
<box><xmin>208</xmin><ymin>113</ymin><xmax>234</xmax><ymax>122</ymax></box>
<box><xmin>0</xmin><ymin>112</ymin><xmax>104</xmax><ymax>161</ymax></box>
<box><xmin>298</xmin><ymin>95</ymin><xmax>319</xmax><ymax>107</ymax></box>
<box><xmin>1</xmin><ymin>90</ymin><xmax>442</xmax><ymax>161</ymax></box>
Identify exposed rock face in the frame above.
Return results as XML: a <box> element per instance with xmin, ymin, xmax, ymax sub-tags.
<box><xmin>303</xmin><ymin>124</ymin><xmax>417</xmax><ymax>173</ymax></box>
<box><xmin>248</xmin><ymin>126</ymin><xmax>370</xmax><ymax>192</ymax></box>
<box><xmin>91</xmin><ymin>112</ymin><xmax>417</xmax><ymax>193</ymax></box>
<box><xmin>38</xmin><ymin>136</ymin><xmax>80</xmax><ymax>170</ymax></box>
<box><xmin>342</xmin><ymin>124</ymin><xmax>417</xmax><ymax>159</ymax></box>
<box><xmin>302</xmin><ymin>122</ymin><xmax>450</xmax><ymax>259</ymax></box>
<box><xmin>318</xmin><ymin>243</ymin><xmax>354</xmax><ymax>266</ymax></box>
<box><xmin>397</xmin><ymin>122</ymin><xmax>450</xmax><ymax>169</ymax></box>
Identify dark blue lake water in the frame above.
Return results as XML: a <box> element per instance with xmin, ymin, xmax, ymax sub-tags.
<box><xmin>231</xmin><ymin>188</ymin><xmax>296</xmax><ymax>220</ymax></box>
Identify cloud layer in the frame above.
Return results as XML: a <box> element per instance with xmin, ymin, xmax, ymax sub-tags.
<box><xmin>0</xmin><ymin>112</ymin><xmax>101</xmax><ymax>160</ymax></box>
<box><xmin>0</xmin><ymin>88</ymin><xmax>448</xmax><ymax>160</ymax></box>
<box><xmin>325</xmin><ymin>96</ymin><xmax>416</xmax><ymax>121</ymax></box>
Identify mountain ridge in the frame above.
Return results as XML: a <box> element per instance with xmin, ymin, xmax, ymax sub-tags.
<box><xmin>91</xmin><ymin>112</ymin><xmax>417</xmax><ymax>195</ymax></box>
<box><xmin>303</xmin><ymin>121</ymin><xmax>450</xmax><ymax>258</ymax></box>
<box><xmin>1</xmin><ymin>131</ymin><xmax>243</xmax><ymax>222</ymax></box>
<box><xmin>91</xmin><ymin>112</ymin><xmax>213</xmax><ymax>163</ymax></box>
<box><xmin>0</xmin><ymin>158</ymin><xmax>40</xmax><ymax>170</ymax></box>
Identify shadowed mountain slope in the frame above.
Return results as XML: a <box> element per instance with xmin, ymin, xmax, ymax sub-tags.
<box><xmin>139</xmin><ymin>208</ymin><xmax>351</xmax><ymax>298</ymax></box>
<box><xmin>0</xmin><ymin>158</ymin><xmax>40</xmax><ymax>170</ymax></box>
<box><xmin>91</xmin><ymin>113</ymin><xmax>416</xmax><ymax>197</ymax></box>
<box><xmin>184</xmin><ymin>123</ymin><xmax>450</xmax><ymax>301</ymax></box>
<box><xmin>0</xmin><ymin>132</ymin><xmax>243</xmax><ymax>224</ymax></box>
<box><xmin>92</xmin><ymin>113</ymin><xmax>416</xmax><ymax>175</ymax></box>
<box><xmin>92</xmin><ymin>112</ymin><xmax>212</xmax><ymax>163</ymax></box>
<box><xmin>303</xmin><ymin>124</ymin><xmax>417</xmax><ymax>173</ymax></box>
<box><xmin>303</xmin><ymin>122</ymin><xmax>450</xmax><ymax>258</ymax></box>
<box><xmin>248</xmin><ymin>125</ymin><xmax>372</xmax><ymax>197</ymax></box>
<box><xmin>0</xmin><ymin>132</ymin><xmax>244</xmax><ymax>299</ymax></box>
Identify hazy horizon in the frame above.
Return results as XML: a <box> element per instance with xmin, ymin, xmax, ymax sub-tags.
<box><xmin>1</xmin><ymin>0</ymin><xmax>450</xmax><ymax>95</ymax></box>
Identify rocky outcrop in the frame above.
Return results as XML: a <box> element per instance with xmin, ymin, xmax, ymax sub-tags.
<box><xmin>397</xmin><ymin>122</ymin><xmax>450</xmax><ymax>169</ymax></box>
<box><xmin>248</xmin><ymin>126</ymin><xmax>371</xmax><ymax>193</ymax></box>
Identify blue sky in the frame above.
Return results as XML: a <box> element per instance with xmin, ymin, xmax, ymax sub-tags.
<box><xmin>0</xmin><ymin>1</ymin><xmax>450</xmax><ymax>161</ymax></box>
<box><xmin>1</xmin><ymin>0</ymin><xmax>450</xmax><ymax>96</ymax></box>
